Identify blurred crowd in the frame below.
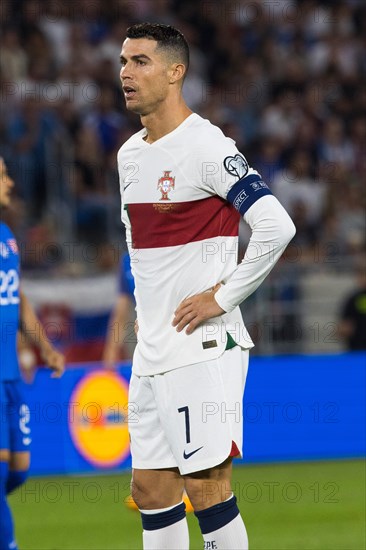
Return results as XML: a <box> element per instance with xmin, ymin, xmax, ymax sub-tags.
<box><xmin>0</xmin><ymin>0</ymin><xmax>365</xmax><ymax>275</ymax></box>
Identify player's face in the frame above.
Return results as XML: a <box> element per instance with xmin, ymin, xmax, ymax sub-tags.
<box><xmin>120</xmin><ymin>38</ymin><xmax>171</xmax><ymax>116</ymax></box>
<box><xmin>0</xmin><ymin>159</ymin><xmax>14</xmax><ymax>208</ymax></box>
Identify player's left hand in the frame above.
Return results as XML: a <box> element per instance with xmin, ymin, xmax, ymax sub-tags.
<box><xmin>173</xmin><ymin>284</ymin><xmax>225</xmax><ymax>335</ymax></box>
<box><xmin>42</xmin><ymin>346</ymin><xmax>65</xmax><ymax>378</ymax></box>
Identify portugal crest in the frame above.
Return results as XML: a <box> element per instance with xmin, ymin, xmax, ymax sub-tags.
<box><xmin>157</xmin><ymin>170</ymin><xmax>175</xmax><ymax>201</ymax></box>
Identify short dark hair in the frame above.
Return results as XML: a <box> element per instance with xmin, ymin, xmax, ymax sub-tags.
<box><xmin>126</xmin><ymin>23</ymin><xmax>189</xmax><ymax>74</ymax></box>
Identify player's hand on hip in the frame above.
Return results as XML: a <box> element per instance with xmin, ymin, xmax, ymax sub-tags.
<box><xmin>173</xmin><ymin>284</ymin><xmax>225</xmax><ymax>335</ymax></box>
<box><xmin>42</xmin><ymin>346</ymin><xmax>65</xmax><ymax>378</ymax></box>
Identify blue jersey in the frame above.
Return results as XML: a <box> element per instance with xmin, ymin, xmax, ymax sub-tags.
<box><xmin>0</xmin><ymin>222</ymin><xmax>20</xmax><ymax>381</ymax></box>
<box><xmin>119</xmin><ymin>253</ymin><xmax>135</xmax><ymax>298</ymax></box>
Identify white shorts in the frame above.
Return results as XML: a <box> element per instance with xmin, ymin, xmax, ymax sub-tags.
<box><xmin>128</xmin><ymin>346</ymin><xmax>249</xmax><ymax>475</ymax></box>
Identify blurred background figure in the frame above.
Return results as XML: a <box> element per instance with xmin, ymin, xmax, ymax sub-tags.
<box><xmin>338</xmin><ymin>261</ymin><xmax>366</xmax><ymax>351</ymax></box>
<box><xmin>0</xmin><ymin>158</ymin><xmax>64</xmax><ymax>550</ymax></box>
<box><xmin>103</xmin><ymin>253</ymin><xmax>136</xmax><ymax>367</ymax></box>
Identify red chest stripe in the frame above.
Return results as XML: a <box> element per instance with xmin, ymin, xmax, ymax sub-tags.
<box><xmin>127</xmin><ymin>196</ymin><xmax>240</xmax><ymax>249</ymax></box>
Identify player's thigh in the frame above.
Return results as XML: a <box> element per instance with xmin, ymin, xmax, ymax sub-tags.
<box><xmin>153</xmin><ymin>347</ymin><xmax>248</xmax><ymax>475</ymax></box>
<box><xmin>128</xmin><ymin>374</ymin><xmax>177</xmax><ymax>471</ymax></box>
<box><xmin>222</xmin><ymin>348</ymin><xmax>249</xmax><ymax>411</ymax></box>
<box><xmin>132</xmin><ymin>467</ymin><xmax>184</xmax><ymax>510</ymax></box>
<box><xmin>221</xmin><ymin>347</ymin><xmax>249</xmax><ymax>454</ymax></box>
<box><xmin>7</xmin><ymin>380</ymin><xmax>32</xmax><ymax>455</ymax></box>
<box><xmin>0</xmin><ymin>381</ymin><xmax>10</xmax><ymax>460</ymax></box>
<box><xmin>1</xmin><ymin>381</ymin><xmax>31</xmax><ymax>470</ymax></box>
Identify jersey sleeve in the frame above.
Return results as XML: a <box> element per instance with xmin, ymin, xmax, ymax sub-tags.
<box><xmin>214</xmin><ymin>195</ymin><xmax>296</xmax><ymax>313</ymax></box>
<box><xmin>196</xmin><ymin>129</ymin><xmax>272</xmax><ymax>214</ymax></box>
<box><xmin>193</xmin><ymin>125</ymin><xmax>296</xmax><ymax>314</ymax></box>
<box><xmin>118</xmin><ymin>254</ymin><xmax>134</xmax><ymax>297</ymax></box>
<box><xmin>117</xmin><ymin>147</ymin><xmax>125</xmax><ymax>215</ymax></box>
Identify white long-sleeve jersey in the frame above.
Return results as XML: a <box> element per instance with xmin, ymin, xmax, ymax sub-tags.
<box><xmin>118</xmin><ymin>113</ymin><xmax>295</xmax><ymax>375</ymax></box>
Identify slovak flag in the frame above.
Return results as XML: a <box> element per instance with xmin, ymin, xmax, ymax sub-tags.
<box><xmin>7</xmin><ymin>238</ymin><xmax>18</xmax><ymax>254</ymax></box>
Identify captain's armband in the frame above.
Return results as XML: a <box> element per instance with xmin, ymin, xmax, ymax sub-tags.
<box><xmin>226</xmin><ymin>175</ymin><xmax>272</xmax><ymax>215</ymax></box>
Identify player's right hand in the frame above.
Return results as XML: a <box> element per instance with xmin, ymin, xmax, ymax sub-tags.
<box><xmin>172</xmin><ymin>284</ymin><xmax>225</xmax><ymax>335</ymax></box>
<box><xmin>42</xmin><ymin>346</ymin><xmax>65</xmax><ymax>378</ymax></box>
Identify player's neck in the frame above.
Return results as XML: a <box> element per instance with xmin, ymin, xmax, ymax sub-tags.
<box><xmin>141</xmin><ymin>99</ymin><xmax>192</xmax><ymax>144</ymax></box>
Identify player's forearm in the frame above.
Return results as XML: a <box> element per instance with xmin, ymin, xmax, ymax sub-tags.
<box><xmin>103</xmin><ymin>296</ymin><xmax>134</xmax><ymax>358</ymax></box>
<box><xmin>214</xmin><ymin>195</ymin><xmax>296</xmax><ymax>313</ymax></box>
<box><xmin>19</xmin><ymin>291</ymin><xmax>53</xmax><ymax>355</ymax></box>
<box><xmin>103</xmin><ymin>315</ymin><xmax>124</xmax><ymax>360</ymax></box>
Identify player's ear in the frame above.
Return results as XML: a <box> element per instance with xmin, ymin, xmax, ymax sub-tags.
<box><xmin>169</xmin><ymin>63</ymin><xmax>186</xmax><ymax>85</ymax></box>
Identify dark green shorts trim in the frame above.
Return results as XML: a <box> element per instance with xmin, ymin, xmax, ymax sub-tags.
<box><xmin>225</xmin><ymin>332</ymin><xmax>238</xmax><ymax>350</ymax></box>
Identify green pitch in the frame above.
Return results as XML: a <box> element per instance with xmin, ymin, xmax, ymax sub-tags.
<box><xmin>9</xmin><ymin>459</ymin><xmax>365</xmax><ymax>549</ymax></box>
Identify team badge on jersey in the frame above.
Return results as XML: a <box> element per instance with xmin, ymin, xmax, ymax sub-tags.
<box><xmin>223</xmin><ymin>153</ymin><xmax>249</xmax><ymax>179</ymax></box>
<box><xmin>157</xmin><ymin>170</ymin><xmax>175</xmax><ymax>200</ymax></box>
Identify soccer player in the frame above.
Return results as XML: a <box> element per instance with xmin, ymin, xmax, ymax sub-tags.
<box><xmin>118</xmin><ymin>24</ymin><xmax>296</xmax><ymax>550</ymax></box>
<box><xmin>0</xmin><ymin>158</ymin><xmax>65</xmax><ymax>550</ymax></box>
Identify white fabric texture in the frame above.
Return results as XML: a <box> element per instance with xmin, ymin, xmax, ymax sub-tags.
<box><xmin>118</xmin><ymin>113</ymin><xmax>295</xmax><ymax>374</ymax></box>
<box><xmin>201</xmin><ymin>512</ymin><xmax>249</xmax><ymax>550</ymax></box>
<box><xmin>142</xmin><ymin>517</ymin><xmax>189</xmax><ymax>550</ymax></box>
<box><xmin>129</xmin><ymin>348</ymin><xmax>249</xmax><ymax>474</ymax></box>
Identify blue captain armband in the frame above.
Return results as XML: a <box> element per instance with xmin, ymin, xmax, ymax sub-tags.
<box><xmin>226</xmin><ymin>174</ymin><xmax>273</xmax><ymax>215</ymax></box>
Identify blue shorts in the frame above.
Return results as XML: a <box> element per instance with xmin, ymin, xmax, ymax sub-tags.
<box><xmin>0</xmin><ymin>379</ymin><xmax>31</xmax><ymax>452</ymax></box>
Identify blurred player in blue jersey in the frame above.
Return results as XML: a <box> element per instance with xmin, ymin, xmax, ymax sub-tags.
<box><xmin>0</xmin><ymin>158</ymin><xmax>65</xmax><ymax>550</ymax></box>
<box><xmin>103</xmin><ymin>252</ymin><xmax>136</xmax><ymax>367</ymax></box>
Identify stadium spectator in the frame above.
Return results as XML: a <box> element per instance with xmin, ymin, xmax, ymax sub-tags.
<box><xmin>273</xmin><ymin>149</ymin><xmax>326</xmax><ymax>228</ymax></box>
<box><xmin>83</xmin><ymin>86</ymin><xmax>126</xmax><ymax>154</ymax></box>
<box><xmin>0</xmin><ymin>0</ymin><xmax>363</xmax><ymax>275</ymax></box>
<box><xmin>338</xmin><ymin>262</ymin><xmax>366</xmax><ymax>351</ymax></box>
<box><xmin>0</xmin><ymin>27</ymin><xmax>27</xmax><ymax>81</ymax></box>
<box><xmin>70</xmin><ymin>161</ymin><xmax>109</xmax><ymax>245</ymax></box>
<box><xmin>6</xmin><ymin>98</ymin><xmax>61</xmax><ymax>218</ymax></box>
<box><xmin>318</xmin><ymin>116</ymin><xmax>355</xmax><ymax>169</ymax></box>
